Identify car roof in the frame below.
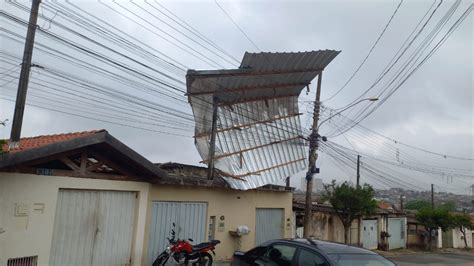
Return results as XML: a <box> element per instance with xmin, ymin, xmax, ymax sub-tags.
<box><xmin>264</xmin><ymin>238</ymin><xmax>378</xmax><ymax>255</ymax></box>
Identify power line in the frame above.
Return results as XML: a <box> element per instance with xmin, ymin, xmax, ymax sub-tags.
<box><xmin>323</xmin><ymin>0</ymin><xmax>404</xmax><ymax>102</ymax></box>
<box><xmin>214</xmin><ymin>0</ymin><xmax>261</xmax><ymax>52</ymax></box>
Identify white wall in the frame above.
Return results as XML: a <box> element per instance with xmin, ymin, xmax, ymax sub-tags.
<box><xmin>452</xmin><ymin>227</ymin><xmax>473</xmax><ymax>248</ymax></box>
<box><xmin>0</xmin><ymin>173</ymin><xmax>150</xmax><ymax>266</ymax></box>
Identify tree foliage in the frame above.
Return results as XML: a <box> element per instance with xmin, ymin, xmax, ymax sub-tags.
<box><xmin>439</xmin><ymin>201</ymin><xmax>457</xmax><ymax>212</ymax></box>
<box><xmin>416</xmin><ymin>208</ymin><xmax>453</xmax><ymax>249</ymax></box>
<box><xmin>322</xmin><ymin>180</ymin><xmax>377</xmax><ymax>244</ymax></box>
<box><xmin>405</xmin><ymin>200</ymin><xmax>431</xmax><ymax>210</ymax></box>
<box><xmin>416</xmin><ymin>208</ymin><xmax>452</xmax><ymax>232</ymax></box>
<box><xmin>405</xmin><ymin>200</ymin><xmax>457</xmax><ymax>211</ymax></box>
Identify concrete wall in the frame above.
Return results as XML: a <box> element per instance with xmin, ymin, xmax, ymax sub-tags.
<box><xmin>452</xmin><ymin>227</ymin><xmax>473</xmax><ymax>248</ymax></box>
<box><xmin>0</xmin><ymin>173</ymin><xmax>150</xmax><ymax>266</ymax></box>
<box><xmin>144</xmin><ymin>185</ymin><xmax>293</xmax><ymax>262</ymax></box>
<box><xmin>302</xmin><ymin>212</ymin><xmax>356</xmax><ymax>244</ymax></box>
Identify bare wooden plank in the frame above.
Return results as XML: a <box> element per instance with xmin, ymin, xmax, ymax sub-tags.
<box><xmin>218</xmin><ymin>94</ymin><xmax>300</xmax><ymax>105</ymax></box>
<box><xmin>233</xmin><ymin>158</ymin><xmax>306</xmax><ymax>178</ymax></box>
<box><xmin>194</xmin><ymin>113</ymin><xmax>303</xmax><ymax>138</ymax></box>
<box><xmin>86</xmin><ymin>160</ymin><xmax>104</xmax><ymax>172</ymax></box>
<box><xmin>80</xmin><ymin>151</ymin><xmax>87</xmax><ymax>175</ymax></box>
<box><xmin>200</xmin><ymin>136</ymin><xmax>304</xmax><ymax>163</ymax></box>
<box><xmin>60</xmin><ymin>156</ymin><xmax>80</xmax><ymax>171</ymax></box>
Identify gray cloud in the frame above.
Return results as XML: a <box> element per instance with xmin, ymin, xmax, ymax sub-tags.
<box><xmin>1</xmin><ymin>0</ymin><xmax>472</xmax><ymax>194</ymax></box>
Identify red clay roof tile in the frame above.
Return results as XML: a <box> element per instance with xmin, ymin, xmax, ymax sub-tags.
<box><xmin>2</xmin><ymin>130</ymin><xmax>105</xmax><ymax>153</ymax></box>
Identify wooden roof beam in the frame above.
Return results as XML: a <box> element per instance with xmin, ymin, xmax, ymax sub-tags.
<box><xmin>186</xmin><ymin>82</ymin><xmax>309</xmax><ymax>96</ymax></box>
<box><xmin>233</xmin><ymin>158</ymin><xmax>306</xmax><ymax>178</ymax></box>
<box><xmin>194</xmin><ymin>113</ymin><xmax>303</xmax><ymax>138</ymax></box>
<box><xmin>200</xmin><ymin>136</ymin><xmax>305</xmax><ymax>163</ymax></box>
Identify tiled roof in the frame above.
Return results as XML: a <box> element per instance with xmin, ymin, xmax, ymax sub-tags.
<box><xmin>377</xmin><ymin>201</ymin><xmax>393</xmax><ymax>210</ymax></box>
<box><xmin>2</xmin><ymin>130</ymin><xmax>105</xmax><ymax>153</ymax></box>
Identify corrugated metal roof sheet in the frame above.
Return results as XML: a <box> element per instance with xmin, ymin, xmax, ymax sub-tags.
<box><xmin>187</xmin><ymin>51</ymin><xmax>339</xmax><ymax>190</ymax></box>
<box><xmin>187</xmin><ymin>50</ymin><xmax>340</xmax><ymax>104</ymax></box>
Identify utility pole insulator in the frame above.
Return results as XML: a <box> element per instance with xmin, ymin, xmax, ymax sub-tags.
<box><xmin>9</xmin><ymin>0</ymin><xmax>41</xmax><ymax>149</ymax></box>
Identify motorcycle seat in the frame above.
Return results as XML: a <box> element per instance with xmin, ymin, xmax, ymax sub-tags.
<box><xmin>192</xmin><ymin>242</ymin><xmax>212</xmax><ymax>251</ymax></box>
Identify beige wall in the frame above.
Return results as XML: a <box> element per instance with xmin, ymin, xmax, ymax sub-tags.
<box><xmin>0</xmin><ymin>173</ymin><xmax>150</xmax><ymax>266</ymax></box>
<box><xmin>144</xmin><ymin>185</ymin><xmax>293</xmax><ymax>262</ymax></box>
<box><xmin>452</xmin><ymin>227</ymin><xmax>473</xmax><ymax>248</ymax></box>
<box><xmin>304</xmin><ymin>212</ymin><xmax>359</xmax><ymax>245</ymax></box>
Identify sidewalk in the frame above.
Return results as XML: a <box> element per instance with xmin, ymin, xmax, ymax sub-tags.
<box><xmin>374</xmin><ymin>248</ymin><xmax>474</xmax><ymax>258</ymax></box>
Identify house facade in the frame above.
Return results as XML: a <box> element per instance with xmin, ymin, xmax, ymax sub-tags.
<box><xmin>0</xmin><ymin>130</ymin><xmax>293</xmax><ymax>265</ymax></box>
<box><xmin>293</xmin><ymin>201</ymin><xmax>407</xmax><ymax>251</ymax></box>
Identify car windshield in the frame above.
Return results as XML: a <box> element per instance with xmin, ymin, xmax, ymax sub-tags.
<box><xmin>328</xmin><ymin>254</ymin><xmax>395</xmax><ymax>266</ymax></box>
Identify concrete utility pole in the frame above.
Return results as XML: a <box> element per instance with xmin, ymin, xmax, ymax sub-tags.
<box><xmin>9</xmin><ymin>0</ymin><xmax>41</xmax><ymax>148</ymax></box>
<box><xmin>356</xmin><ymin>154</ymin><xmax>361</xmax><ymax>246</ymax></box>
<box><xmin>400</xmin><ymin>195</ymin><xmax>404</xmax><ymax>211</ymax></box>
<box><xmin>303</xmin><ymin>72</ymin><xmax>323</xmax><ymax>238</ymax></box>
<box><xmin>431</xmin><ymin>184</ymin><xmax>435</xmax><ymax>209</ymax></box>
<box><xmin>207</xmin><ymin>97</ymin><xmax>219</xmax><ymax>180</ymax></box>
<box><xmin>356</xmin><ymin>155</ymin><xmax>361</xmax><ymax>187</ymax></box>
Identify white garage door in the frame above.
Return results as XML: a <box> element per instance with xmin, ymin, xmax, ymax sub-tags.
<box><xmin>147</xmin><ymin>201</ymin><xmax>208</xmax><ymax>265</ymax></box>
<box><xmin>255</xmin><ymin>208</ymin><xmax>284</xmax><ymax>245</ymax></box>
<box><xmin>50</xmin><ymin>190</ymin><xmax>137</xmax><ymax>266</ymax></box>
<box><xmin>388</xmin><ymin>218</ymin><xmax>405</xmax><ymax>250</ymax></box>
<box><xmin>362</xmin><ymin>219</ymin><xmax>378</xmax><ymax>250</ymax></box>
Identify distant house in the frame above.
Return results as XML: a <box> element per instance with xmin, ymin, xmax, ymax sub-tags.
<box><xmin>293</xmin><ymin>200</ymin><xmax>407</xmax><ymax>251</ymax></box>
<box><xmin>0</xmin><ymin>130</ymin><xmax>293</xmax><ymax>265</ymax></box>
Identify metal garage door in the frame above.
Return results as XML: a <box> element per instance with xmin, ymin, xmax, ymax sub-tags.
<box><xmin>50</xmin><ymin>190</ymin><xmax>137</xmax><ymax>266</ymax></box>
<box><xmin>147</xmin><ymin>202</ymin><xmax>207</xmax><ymax>265</ymax></box>
<box><xmin>255</xmin><ymin>208</ymin><xmax>284</xmax><ymax>245</ymax></box>
<box><xmin>362</xmin><ymin>219</ymin><xmax>378</xmax><ymax>250</ymax></box>
<box><xmin>388</xmin><ymin>218</ymin><xmax>405</xmax><ymax>250</ymax></box>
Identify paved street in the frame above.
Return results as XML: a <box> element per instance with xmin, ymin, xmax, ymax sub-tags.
<box><xmin>391</xmin><ymin>253</ymin><xmax>474</xmax><ymax>266</ymax></box>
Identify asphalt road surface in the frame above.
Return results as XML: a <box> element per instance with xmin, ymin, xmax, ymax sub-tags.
<box><xmin>391</xmin><ymin>253</ymin><xmax>474</xmax><ymax>266</ymax></box>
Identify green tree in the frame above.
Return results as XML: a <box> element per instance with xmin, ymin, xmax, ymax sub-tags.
<box><xmin>439</xmin><ymin>201</ymin><xmax>457</xmax><ymax>212</ymax></box>
<box><xmin>405</xmin><ymin>200</ymin><xmax>431</xmax><ymax>210</ymax></box>
<box><xmin>451</xmin><ymin>213</ymin><xmax>473</xmax><ymax>248</ymax></box>
<box><xmin>322</xmin><ymin>180</ymin><xmax>377</xmax><ymax>244</ymax></box>
<box><xmin>416</xmin><ymin>208</ymin><xmax>453</xmax><ymax>250</ymax></box>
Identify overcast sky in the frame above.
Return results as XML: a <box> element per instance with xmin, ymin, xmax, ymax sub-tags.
<box><xmin>1</xmin><ymin>0</ymin><xmax>472</xmax><ymax>194</ymax></box>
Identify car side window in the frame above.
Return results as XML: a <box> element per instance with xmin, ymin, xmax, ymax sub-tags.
<box><xmin>297</xmin><ymin>248</ymin><xmax>329</xmax><ymax>266</ymax></box>
<box><xmin>247</xmin><ymin>247</ymin><xmax>267</xmax><ymax>257</ymax></box>
<box><xmin>261</xmin><ymin>244</ymin><xmax>297</xmax><ymax>266</ymax></box>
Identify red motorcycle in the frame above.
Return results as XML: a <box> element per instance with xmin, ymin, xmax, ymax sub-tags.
<box><xmin>153</xmin><ymin>223</ymin><xmax>220</xmax><ymax>266</ymax></box>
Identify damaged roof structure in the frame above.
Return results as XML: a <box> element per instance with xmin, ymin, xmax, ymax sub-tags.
<box><xmin>187</xmin><ymin>51</ymin><xmax>340</xmax><ymax>190</ymax></box>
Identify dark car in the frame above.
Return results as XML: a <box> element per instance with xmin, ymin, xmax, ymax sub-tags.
<box><xmin>230</xmin><ymin>239</ymin><xmax>395</xmax><ymax>266</ymax></box>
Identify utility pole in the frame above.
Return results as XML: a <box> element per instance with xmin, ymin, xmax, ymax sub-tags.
<box><xmin>303</xmin><ymin>72</ymin><xmax>323</xmax><ymax>238</ymax></box>
<box><xmin>431</xmin><ymin>184</ymin><xmax>435</xmax><ymax>209</ymax></box>
<box><xmin>356</xmin><ymin>154</ymin><xmax>361</xmax><ymax>246</ymax></box>
<box><xmin>207</xmin><ymin>97</ymin><xmax>219</xmax><ymax>180</ymax></box>
<box><xmin>400</xmin><ymin>195</ymin><xmax>404</xmax><ymax>211</ymax></box>
<box><xmin>356</xmin><ymin>155</ymin><xmax>361</xmax><ymax>187</ymax></box>
<box><xmin>9</xmin><ymin>0</ymin><xmax>41</xmax><ymax>148</ymax></box>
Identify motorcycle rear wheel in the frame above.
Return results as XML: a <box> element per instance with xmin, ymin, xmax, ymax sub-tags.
<box><xmin>196</xmin><ymin>253</ymin><xmax>213</xmax><ymax>266</ymax></box>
